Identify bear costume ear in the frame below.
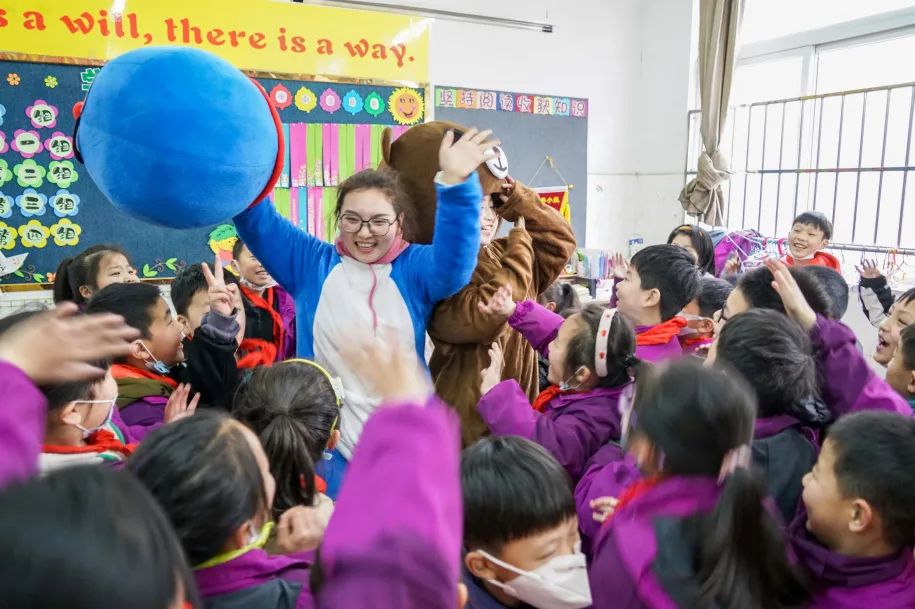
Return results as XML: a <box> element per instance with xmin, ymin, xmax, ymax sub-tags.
<box><xmin>379</xmin><ymin>120</ymin><xmax>508</xmax><ymax>244</ymax></box>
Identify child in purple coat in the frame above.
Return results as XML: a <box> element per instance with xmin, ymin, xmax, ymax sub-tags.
<box><xmin>614</xmin><ymin>245</ymin><xmax>700</xmax><ymax>363</ymax></box>
<box><xmin>461</xmin><ymin>436</ymin><xmax>590</xmax><ymax>609</ymax></box>
<box><xmin>589</xmin><ymin>361</ymin><xmax>808</xmax><ymax>609</ymax></box>
<box><xmin>128</xmin><ymin>410</ymin><xmax>318</xmax><ymax>609</ymax></box>
<box><xmin>477</xmin><ymin>286</ymin><xmax>638</xmax><ymax>481</ymax></box>
<box><xmin>794</xmin><ymin>411</ymin><xmax>915</xmax><ymax>608</ymax></box>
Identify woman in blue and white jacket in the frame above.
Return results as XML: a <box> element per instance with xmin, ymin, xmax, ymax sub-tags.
<box><xmin>235</xmin><ymin>128</ymin><xmax>495</xmax><ymax>496</ymax></box>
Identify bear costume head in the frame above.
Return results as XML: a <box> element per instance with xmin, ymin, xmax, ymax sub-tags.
<box><xmin>380</xmin><ymin>121</ymin><xmax>508</xmax><ymax>244</ymax></box>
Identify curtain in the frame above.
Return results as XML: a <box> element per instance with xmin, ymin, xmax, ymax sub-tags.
<box><xmin>679</xmin><ymin>0</ymin><xmax>745</xmax><ymax>226</ymax></box>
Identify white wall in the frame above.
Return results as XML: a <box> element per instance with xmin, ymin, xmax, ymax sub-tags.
<box><xmin>366</xmin><ymin>0</ymin><xmax>695</xmax><ymax>252</ymax></box>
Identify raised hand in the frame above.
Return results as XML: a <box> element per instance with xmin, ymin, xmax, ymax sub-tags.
<box><xmin>590</xmin><ymin>496</ymin><xmax>619</xmax><ymax>523</ymax></box>
<box><xmin>163</xmin><ymin>383</ymin><xmax>200</xmax><ymax>424</ymax></box>
<box><xmin>478</xmin><ymin>285</ymin><xmax>516</xmax><ymax>318</ymax></box>
<box><xmin>498</xmin><ymin>175</ymin><xmax>516</xmax><ymax>204</ymax></box>
<box><xmin>439</xmin><ymin>128</ymin><xmax>501</xmax><ymax>185</ymax></box>
<box><xmin>856</xmin><ymin>259</ymin><xmax>883</xmax><ymax>280</ymax></box>
<box><xmin>611</xmin><ymin>253</ymin><xmax>628</xmax><ymax>281</ymax></box>
<box><xmin>274</xmin><ymin>503</ymin><xmax>332</xmax><ymax>554</ymax></box>
<box><xmin>723</xmin><ymin>252</ymin><xmax>741</xmax><ymax>276</ymax></box>
<box><xmin>480</xmin><ymin>342</ymin><xmax>505</xmax><ymax>396</ymax></box>
<box><xmin>340</xmin><ymin>331</ymin><xmax>431</xmax><ymax>405</ymax></box>
<box><xmin>766</xmin><ymin>258</ymin><xmax>817</xmax><ymax>331</ymax></box>
<box><xmin>0</xmin><ymin>302</ymin><xmax>139</xmax><ymax>384</ymax></box>
<box><xmin>201</xmin><ymin>254</ymin><xmax>237</xmax><ymax>318</ymax></box>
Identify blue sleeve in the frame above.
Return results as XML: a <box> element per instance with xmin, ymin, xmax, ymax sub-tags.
<box><xmin>233</xmin><ymin>201</ymin><xmax>329</xmax><ymax>297</ymax></box>
<box><xmin>411</xmin><ymin>175</ymin><xmax>483</xmax><ymax>303</ymax></box>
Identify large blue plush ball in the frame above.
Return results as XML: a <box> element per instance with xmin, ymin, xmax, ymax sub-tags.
<box><xmin>77</xmin><ymin>47</ymin><xmax>280</xmax><ymax>228</ymax></box>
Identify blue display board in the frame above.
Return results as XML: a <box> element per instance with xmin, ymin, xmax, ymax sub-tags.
<box><xmin>0</xmin><ymin>58</ymin><xmax>424</xmax><ymax>284</ymax></box>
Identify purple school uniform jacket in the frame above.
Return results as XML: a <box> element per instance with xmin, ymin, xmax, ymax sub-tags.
<box><xmin>316</xmin><ymin>398</ymin><xmax>462</xmax><ymax>608</ymax></box>
<box><xmin>0</xmin><ymin>362</ymin><xmax>45</xmax><ymax>486</ymax></box>
<box><xmin>481</xmin><ymin>300</ymin><xmax>633</xmax><ymax>481</ymax></box>
<box><xmin>276</xmin><ymin>284</ymin><xmax>297</xmax><ymax>361</ymax></box>
<box><xmin>634</xmin><ymin>328</ymin><xmax>683</xmax><ymax>364</ymax></box>
<box><xmin>789</xmin><ymin>510</ymin><xmax>915</xmax><ymax>609</ymax></box>
<box><xmin>812</xmin><ymin>316</ymin><xmax>911</xmax><ymax>417</ymax></box>
<box><xmin>195</xmin><ymin>549</ymin><xmax>314</xmax><ymax>609</ymax></box>
<box><xmin>590</xmin><ymin>476</ymin><xmax>724</xmax><ymax>609</ymax></box>
<box><xmin>575</xmin><ymin>443</ymin><xmax>641</xmax><ymax>553</ymax></box>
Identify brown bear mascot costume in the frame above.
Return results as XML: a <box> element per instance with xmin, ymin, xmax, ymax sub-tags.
<box><xmin>381</xmin><ymin>121</ymin><xmax>576</xmax><ymax>446</ymax></box>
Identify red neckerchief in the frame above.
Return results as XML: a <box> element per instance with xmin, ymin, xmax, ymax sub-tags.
<box><xmin>111</xmin><ymin>363</ymin><xmax>178</xmax><ymax>389</ymax></box>
<box><xmin>603</xmin><ymin>476</ymin><xmax>661</xmax><ymax>528</ymax></box>
<box><xmin>636</xmin><ymin>317</ymin><xmax>688</xmax><ymax>346</ymax></box>
<box><xmin>43</xmin><ymin>429</ymin><xmax>136</xmax><ymax>457</ymax></box>
<box><xmin>239</xmin><ymin>285</ymin><xmax>285</xmax><ymax>367</ymax></box>
<box><xmin>532</xmin><ymin>385</ymin><xmax>562</xmax><ymax>412</ymax></box>
<box><xmin>680</xmin><ymin>334</ymin><xmax>713</xmax><ymax>348</ymax></box>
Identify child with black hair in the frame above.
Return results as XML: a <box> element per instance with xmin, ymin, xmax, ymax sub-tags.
<box><xmin>0</xmin><ymin>309</ymin><xmax>135</xmax><ymax>471</ymax></box>
<box><xmin>478</xmin><ymin>286</ymin><xmax>637</xmax><ymax>481</ymax></box>
<box><xmin>589</xmin><ymin>361</ymin><xmax>808</xmax><ymax>609</ymax></box>
<box><xmin>708</xmin><ymin>308</ymin><xmax>824</xmax><ymax>522</ymax></box>
<box><xmin>715</xmin><ymin>264</ymin><xmax>832</xmax><ymax>328</ymax></box>
<box><xmin>678</xmin><ymin>276</ymin><xmax>732</xmax><ymax>356</ymax></box>
<box><xmin>792</xmin><ymin>411</ymin><xmax>915</xmax><ymax>607</ymax></box>
<box><xmin>667</xmin><ymin>224</ymin><xmax>716</xmax><ymax>275</ymax></box>
<box><xmin>170</xmin><ymin>257</ymin><xmax>244</xmax><ymax>410</ymax></box>
<box><xmin>783</xmin><ymin>210</ymin><xmax>841</xmax><ymax>271</ymax></box>
<box><xmin>886</xmin><ymin>325</ymin><xmax>915</xmax><ymax>410</ymax></box>
<box><xmin>614</xmin><ymin>244</ymin><xmax>701</xmax><ymax>362</ymax></box>
<box><xmin>0</xmin><ymin>302</ymin><xmax>139</xmax><ymax>485</ymax></box>
<box><xmin>537</xmin><ymin>282</ymin><xmax>581</xmax><ymax>392</ymax></box>
<box><xmin>128</xmin><ymin>410</ymin><xmax>320</xmax><ymax>609</ymax></box>
<box><xmin>0</xmin><ymin>466</ymin><xmax>201</xmax><ymax>609</ymax></box>
<box><xmin>800</xmin><ymin>265</ymin><xmax>850</xmax><ymax>319</ymax></box>
<box><xmin>52</xmin><ymin>243</ymin><xmax>138</xmax><ymax>306</ymax></box>
<box><xmin>538</xmin><ymin>281</ymin><xmax>581</xmax><ymax>315</ymax></box>
<box><xmin>233</xmin><ymin>359</ymin><xmax>341</xmax><ymax>520</ymax></box>
<box><xmin>462</xmin><ymin>436</ymin><xmax>590</xmax><ymax>609</ymax></box>
<box><xmin>872</xmin><ymin>287</ymin><xmax>915</xmax><ymax>367</ymax></box>
<box><xmin>85</xmin><ymin>280</ymin><xmax>235</xmax><ymax>436</ymax></box>
<box><xmin>232</xmin><ymin>239</ymin><xmax>296</xmax><ymax>367</ymax></box>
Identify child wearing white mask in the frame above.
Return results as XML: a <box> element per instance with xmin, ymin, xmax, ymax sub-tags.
<box><xmin>461</xmin><ymin>435</ymin><xmax>592</xmax><ymax>609</ymax></box>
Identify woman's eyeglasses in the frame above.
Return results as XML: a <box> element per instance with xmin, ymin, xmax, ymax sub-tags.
<box><xmin>339</xmin><ymin>213</ymin><xmax>398</xmax><ymax>237</ymax></box>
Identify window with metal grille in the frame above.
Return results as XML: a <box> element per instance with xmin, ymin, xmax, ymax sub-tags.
<box><xmin>685</xmin><ymin>15</ymin><xmax>915</xmax><ymax>257</ymax></box>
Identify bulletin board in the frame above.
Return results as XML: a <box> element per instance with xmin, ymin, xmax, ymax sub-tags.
<box><xmin>0</xmin><ymin>0</ymin><xmax>429</xmax><ymax>286</ymax></box>
<box><xmin>434</xmin><ymin>86</ymin><xmax>589</xmax><ymax>243</ymax></box>
<box><xmin>0</xmin><ymin>59</ymin><xmax>424</xmax><ymax>285</ymax></box>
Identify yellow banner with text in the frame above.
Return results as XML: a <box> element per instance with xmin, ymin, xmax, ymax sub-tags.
<box><xmin>0</xmin><ymin>0</ymin><xmax>429</xmax><ymax>82</ymax></box>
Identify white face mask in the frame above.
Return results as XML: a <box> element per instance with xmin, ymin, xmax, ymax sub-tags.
<box><xmin>477</xmin><ymin>549</ymin><xmax>592</xmax><ymax>609</ymax></box>
<box><xmin>72</xmin><ymin>396</ymin><xmax>117</xmax><ymax>439</ymax></box>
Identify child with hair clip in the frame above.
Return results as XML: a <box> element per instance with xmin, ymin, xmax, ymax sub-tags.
<box><xmin>589</xmin><ymin>361</ymin><xmax>809</xmax><ymax>609</ymax></box>
<box><xmin>793</xmin><ymin>411</ymin><xmax>915</xmax><ymax>607</ymax></box>
<box><xmin>231</xmin><ymin>239</ymin><xmax>296</xmax><ymax>367</ymax></box>
<box><xmin>886</xmin><ymin>324</ymin><xmax>915</xmax><ymax>409</ymax></box>
<box><xmin>53</xmin><ymin>243</ymin><xmax>138</xmax><ymax>306</ymax></box>
<box><xmin>127</xmin><ymin>410</ymin><xmax>320</xmax><ymax>609</ymax></box>
<box><xmin>233</xmin><ymin>358</ymin><xmax>341</xmax><ymax>525</ymax></box>
<box><xmin>477</xmin><ymin>285</ymin><xmax>638</xmax><ymax>481</ymax></box>
<box><xmin>537</xmin><ymin>282</ymin><xmax>582</xmax><ymax>392</ymax></box>
<box><xmin>0</xmin><ymin>302</ymin><xmax>139</xmax><ymax>486</ymax></box>
<box><xmin>0</xmin><ymin>466</ymin><xmax>201</xmax><ymax>609</ymax></box>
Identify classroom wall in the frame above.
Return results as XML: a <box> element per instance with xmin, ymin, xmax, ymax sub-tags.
<box><xmin>364</xmin><ymin>0</ymin><xmax>695</xmax><ymax>253</ymax></box>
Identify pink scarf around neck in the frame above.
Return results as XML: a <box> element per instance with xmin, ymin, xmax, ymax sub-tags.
<box><xmin>335</xmin><ymin>232</ymin><xmax>410</xmax><ymax>265</ymax></box>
